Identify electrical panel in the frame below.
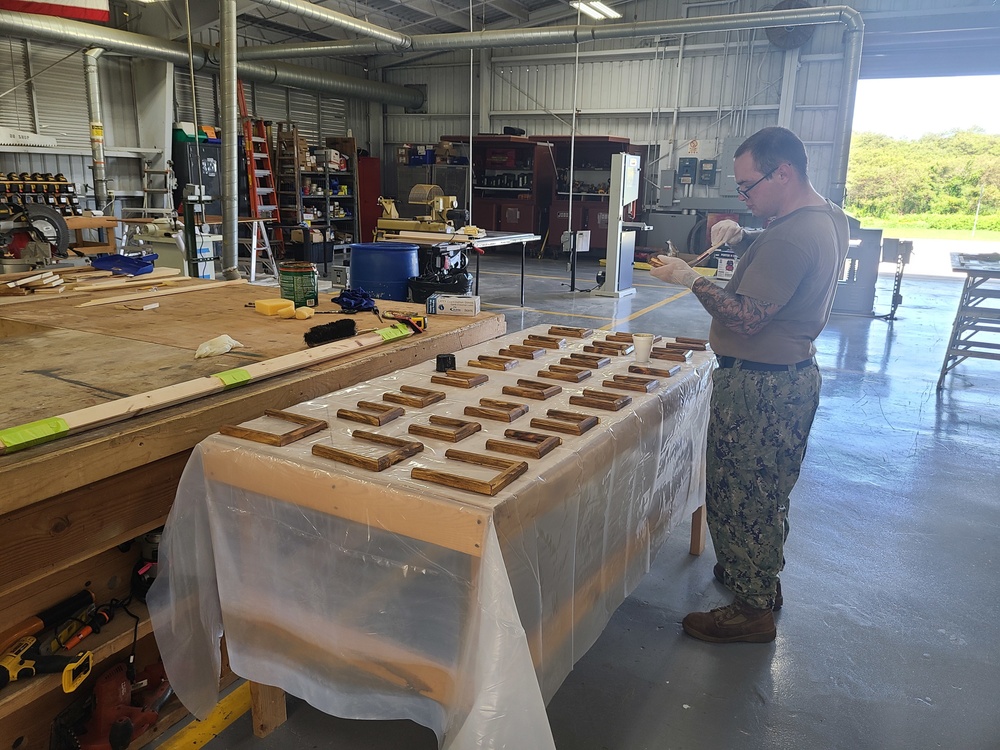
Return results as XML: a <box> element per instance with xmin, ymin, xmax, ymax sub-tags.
<box><xmin>698</xmin><ymin>160</ymin><xmax>717</xmax><ymax>186</ymax></box>
<box><xmin>677</xmin><ymin>158</ymin><xmax>697</xmax><ymax>185</ymax></box>
<box><xmin>658</xmin><ymin>169</ymin><xmax>675</xmax><ymax>206</ymax></box>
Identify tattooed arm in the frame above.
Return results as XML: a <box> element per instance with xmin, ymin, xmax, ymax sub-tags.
<box><xmin>690</xmin><ymin>278</ymin><xmax>783</xmax><ymax>336</ymax></box>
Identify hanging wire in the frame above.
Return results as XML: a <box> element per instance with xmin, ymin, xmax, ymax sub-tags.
<box><xmin>567</xmin><ymin>5</ymin><xmax>583</xmax><ymax>261</ymax></box>
<box><xmin>468</xmin><ymin>0</ymin><xmax>475</xmax><ymax>219</ymax></box>
<box><xmin>184</xmin><ymin>0</ymin><xmax>204</xmax><ymax>186</ymax></box>
<box><xmin>0</xmin><ymin>45</ymin><xmax>81</xmax><ymax>105</ymax></box>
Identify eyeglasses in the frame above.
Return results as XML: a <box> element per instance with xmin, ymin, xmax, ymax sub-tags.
<box><xmin>737</xmin><ymin>166</ymin><xmax>778</xmax><ymax>200</ymax></box>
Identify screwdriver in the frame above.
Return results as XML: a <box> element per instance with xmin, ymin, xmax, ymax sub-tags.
<box><xmin>63</xmin><ymin>605</ymin><xmax>114</xmax><ymax>651</ymax></box>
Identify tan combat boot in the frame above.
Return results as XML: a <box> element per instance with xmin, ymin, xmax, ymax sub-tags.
<box><xmin>682</xmin><ymin>601</ymin><xmax>776</xmax><ymax>643</ymax></box>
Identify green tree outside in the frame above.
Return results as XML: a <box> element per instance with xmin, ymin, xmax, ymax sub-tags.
<box><xmin>846</xmin><ymin>129</ymin><xmax>1000</xmax><ymax>234</ymax></box>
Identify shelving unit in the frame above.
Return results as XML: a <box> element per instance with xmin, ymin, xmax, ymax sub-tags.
<box><xmin>275</xmin><ymin>125</ymin><xmax>356</xmax><ymax>270</ymax></box>
<box><xmin>538</xmin><ymin>135</ymin><xmax>634</xmax><ymax>253</ymax></box>
<box><xmin>464</xmin><ymin>135</ymin><xmax>553</xmax><ymax>236</ymax></box>
<box><xmin>323</xmin><ymin>136</ymin><xmax>362</xmax><ymax>249</ymax></box>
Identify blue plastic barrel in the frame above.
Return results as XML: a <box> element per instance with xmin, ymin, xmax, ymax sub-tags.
<box><xmin>349</xmin><ymin>242</ymin><xmax>420</xmax><ymax>301</ymax></box>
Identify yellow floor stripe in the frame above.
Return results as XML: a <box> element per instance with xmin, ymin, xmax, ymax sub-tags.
<box><xmin>477</xmin><ymin>268</ymin><xmax>678</xmax><ymax>288</ymax></box>
<box><xmin>158</xmin><ymin>681</ymin><xmax>252</xmax><ymax>749</ymax></box>
<box><xmin>483</xmin><ymin>287</ymin><xmax>691</xmax><ymax>328</ymax></box>
<box><xmin>601</xmin><ymin>289</ymin><xmax>691</xmax><ymax>330</ymax></box>
<box><xmin>482</xmin><ymin>304</ymin><xmax>610</xmax><ymax>322</ymax></box>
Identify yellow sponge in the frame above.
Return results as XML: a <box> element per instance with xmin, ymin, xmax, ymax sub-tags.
<box><xmin>277</xmin><ymin>305</ymin><xmax>297</xmax><ymax>319</ymax></box>
<box><xmin>255</xmin><ymin>298</ymin><xmax>294</xmax><ymax>316</ymax></box>
<box><xmin>294</xmin><ymin>307</ymin><xmax>315</xmax><ymax>320</ymax></box>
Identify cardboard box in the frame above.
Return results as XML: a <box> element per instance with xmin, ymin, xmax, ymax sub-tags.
<box><xmin>291</xmin><ymin>228</ymin><xmax>325</xmax><ymax>243</ymax></box>
<box><xmin>426</xmin><ymin>293</ymin><xmax>480</xmax><ymax>316</ymax></box>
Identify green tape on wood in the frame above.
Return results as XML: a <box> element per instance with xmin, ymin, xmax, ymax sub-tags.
<box><xmin>378</xmin><ymin>323</ymin><xmax>411</xmax><ymax>343</ymax></box>
<box><xmin>212</xmin><ymin>368</ymin><xmax>252</xmax><ymax>389</ymax></box>
<box><xmin>0</xmin><ymin>417</ymin><xmax>70</xmax><ymax>452</ymax></box>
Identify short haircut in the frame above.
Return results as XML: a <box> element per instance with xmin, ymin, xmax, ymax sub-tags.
<box><xmin>735</xmin><ymin>127</ymin><xmax>808</xmax><ymax>180</ymax></box>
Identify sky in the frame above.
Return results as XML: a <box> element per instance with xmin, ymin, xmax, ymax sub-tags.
<box><xmin>852</xmin><ymin>75</ymin><xmax>1000</xmax><ymax>140</ymax></box>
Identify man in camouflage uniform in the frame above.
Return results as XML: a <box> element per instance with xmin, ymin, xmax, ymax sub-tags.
<box><xmin>649</xmin><ymin>127</ymin><xmax>849</xmax><ymax>643</ymax></box>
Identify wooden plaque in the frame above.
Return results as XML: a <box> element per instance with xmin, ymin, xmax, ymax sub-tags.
<box><xmin>408</xmin><ymin>415</ymin><xmax>482</xmax><ymax>442</ymax></box>
<box><xmin>312</xmin><ymin>430</ymin><xmax>423</xmax><ymax>472</ymax></box>
<box><xmin>220</xmin><ymin>409</ymin><xmax>328</xmax><ymax>447</ymax></box>
<box><xmin>411</xmin><ymin>449</ymin><xmax>529</xmax><ymax>496</ymax></box>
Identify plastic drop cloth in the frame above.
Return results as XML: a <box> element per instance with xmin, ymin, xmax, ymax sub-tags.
<box><xmin>148</xmin><ymin>325</ymin><xmax>714</xmax><ymax>749</ymax></box>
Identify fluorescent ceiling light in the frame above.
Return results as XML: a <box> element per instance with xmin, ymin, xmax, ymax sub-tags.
<box><xmin>570</xmin><ymin>2</ymin><xmax>609</xmax><ymax>20</ymax></box>
<box><xmin>589</xmin><ymin>1</ymin><xmax>622</xmax><ymax>19</ymax></box>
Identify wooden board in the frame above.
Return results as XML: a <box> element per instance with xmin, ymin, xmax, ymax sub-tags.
<box><xmin>382</xmin><ymin>386</ymin><xmax>446</xmax><ymax>408</ymax></box>
<box><xmin>630</xmin><ymin>364</ymin><xmax>682</xmax><ymax>377</ymax></box>
<box><xmin>0</xmin><ymin>293</ymin><xmax>506</xmax><ymax>515</ymax></box>
<box><xmin>499</xmin><ymin>345</ymin><xmax>545</xmax><ymax>359</ymax></box>
<box><xmin>536</xmin><ymin>368</ymin><xmax>590</xmax><ymax>383</ymax></box>
<box><xmin>547</xmin><ymin>325</ymin><xmax>593</xmax><ymax>338</ymax></box>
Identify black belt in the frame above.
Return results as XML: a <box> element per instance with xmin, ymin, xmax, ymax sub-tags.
<box><xmin>716</xmin><ymin>356</ymin><xmax>816</xmax><ymax>372</ymax></box>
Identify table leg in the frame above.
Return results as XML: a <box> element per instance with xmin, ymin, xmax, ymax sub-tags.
<box><xmin>689</xmin><ymin>504</ymin><xmax>707</xmax><ymax>555</ymax></box>
<box><xmin>249</xmin><ymin>681</ymin><xmax>287</xmax><ymax>737</ymax></box>
<box><xmin>521</xmin><ymin>241</ymin><xmax>526</xmax><ymax>307</ymax></box>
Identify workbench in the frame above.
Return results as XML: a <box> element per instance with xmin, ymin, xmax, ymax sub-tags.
<box><xmin>938</xmin><ymin>252</ymin><xmax>1000</xmax><ymax>388</ymax></box>
<box><xmin>378</xmin><ymin>230</ymin><xmax>541</xmax><ymax>306</ymax></box>
<box><xmin>0</xmin><ymin>280</ymin><xmax>505</xmax><ymax>750</ymax></box>
<box><xmin>148</xmin><ymin>326</ymin><xmax>712</xmax><ymax>748</ymax></box>
<box><xmin>64</xmin><ymin>214</ymin><xmax>119</xmax><ymax>254</ymax></box>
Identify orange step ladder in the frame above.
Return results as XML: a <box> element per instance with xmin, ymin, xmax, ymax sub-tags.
<box><xmin>238</xmin><ymin>82</ymin><xmax>280</xmax><ymax>281</ymax></box>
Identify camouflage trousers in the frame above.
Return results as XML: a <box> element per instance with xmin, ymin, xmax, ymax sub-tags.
<box><xmin>706</xmin><ymin>363</ymin><xmax>821</xmax><ymax>610</ymax></box>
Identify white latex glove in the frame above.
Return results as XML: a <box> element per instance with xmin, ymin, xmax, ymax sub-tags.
<box><xmin>649</xmin><ymin>256</ymin><xmax>701</xmax><ymax>289</ymax></box>
<box><xmin>711</xmin><ymin>219</ymin><xmax>744</xmax><ymax>247</ymax></box>
<box><xmin>195</xmin><ymin>334</ymin><xmax>244</xmax><ymax>359</ymax></box>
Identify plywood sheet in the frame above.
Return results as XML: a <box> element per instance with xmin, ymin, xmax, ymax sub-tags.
<box><xmin>1</xmin><ymin>325</ymin><xmax>258</xmax><ymax>426</ymax></box>
<box><xmin>0</xmin><ymin>287</ymin><xmax>507</xmax><ymax>513</ymax></box>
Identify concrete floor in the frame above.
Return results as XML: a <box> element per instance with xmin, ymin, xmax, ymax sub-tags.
<box><xmin>162</xmin><ymin>250</ymin><xmax>1000</xmax><ymax>750</ymax></box>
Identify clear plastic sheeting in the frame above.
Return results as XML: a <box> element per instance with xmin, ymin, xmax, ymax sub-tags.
<box><xmin>148</xmin><ymin>325</ymin><xmax>714</xmax><ymax>748</ymax></box>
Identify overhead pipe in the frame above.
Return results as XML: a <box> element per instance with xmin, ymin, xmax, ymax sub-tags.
<box><xmin>0</xmin><ymin>9</ymin><xmax>423</xmax><ymax>108</ymax></box>
<box><xmin>249</xmin><ymin>0</ymin><xmax>411</xmax><ymax>47</ymax></box>
<box><xmin>239</xmin><ymin>7</ymin><xmax>861</xmax><ymax>59</ymax></box>
<box><xmin>82</xmin><ymin>48</ymin><xmax>108</xmax><ymax>211</ymax></box>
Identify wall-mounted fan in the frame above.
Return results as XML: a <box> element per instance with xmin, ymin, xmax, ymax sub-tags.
<box><xmin>765</xmin><ymin>0</ymin><xmax>817</xmax><ymax>50</ymax></box>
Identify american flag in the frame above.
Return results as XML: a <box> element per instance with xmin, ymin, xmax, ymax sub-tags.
<box><xmin>0</xmin><ymin>0</ymin><xmax>110</xmax><ymax>23</ymax></box>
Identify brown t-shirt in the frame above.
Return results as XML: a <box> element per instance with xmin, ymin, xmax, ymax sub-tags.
<box><xmin>709</xmin><ymin>200</ymin><xmax>850</xmax><ymax>363</ymax></box>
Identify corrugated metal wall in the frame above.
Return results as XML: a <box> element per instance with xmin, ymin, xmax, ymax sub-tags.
<box><xmin>0</xmin><ymin>38</ymin><xmax>33</xmax><ymax>133</ymax></box>
<box><xmin>378</xmin><ymin>0</ymin><xmax>860</xmax><ymax>198</ymax></box>
<box><xmin>383</xmin><ymin>59</ymin><xmax>478</xmax><ymax>146</ymax></box>
<box><xmin>0</xmin><ymin>40</ymin><xmax>145</xmax><ymax>205</ymax></box>
<box><xmin>475</xmin><ymin>17</ymin><xmax>849</xmax><ymax>197</ymax></box>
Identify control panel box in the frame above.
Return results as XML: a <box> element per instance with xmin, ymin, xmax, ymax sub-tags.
<box><xmin>698</xmin><ymin>159</ymin><xmax>717</xmax><ymax>186</ymax></box>
<box><xmin>677</xmin><ymin>157</ymin><xmax>698</xmax><ymax>185</ymax></box>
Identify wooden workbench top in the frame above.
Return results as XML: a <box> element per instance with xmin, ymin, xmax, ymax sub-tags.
<box><xmin>0</xmin><ymin>281</ymin><xmax>506</xmax><ymax>513</ymax></box>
